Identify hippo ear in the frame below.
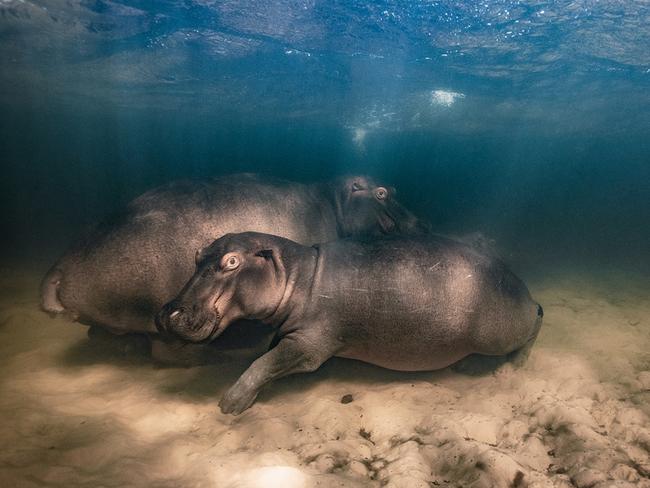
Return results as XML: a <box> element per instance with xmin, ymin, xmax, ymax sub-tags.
<box><xmin>255</xmin><ymin>249</ymin><xmax>274</xmax><ymax>260</ymax></box>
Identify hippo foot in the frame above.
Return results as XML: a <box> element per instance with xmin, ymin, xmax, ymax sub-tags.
<box><xmin>219</xmin><ymin>384</ymin><xmax>259</xmax><ymax>415</ymax></box>
<box><xmin>507</xmin><ymin>334</ymin><xmax>538</xmax><ymax>368</ymax></box>
<box><xmin>453</xmin><ymin>340</ymin><xmax>537</xmax><ymax>376</ymax></box>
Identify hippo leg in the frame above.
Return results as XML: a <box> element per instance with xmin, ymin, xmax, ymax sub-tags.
<box><xmin>453</xmin><ymin>307</ymin><xmax>543</xmax><ymax>375</ymax></box>
<box><xmin>451</xmin><ymin>335</ymin><xmax>536</xmax><ymax>375</ymax></box>
<box><xmin>506</xmin><ymin>335</ymin><xmax>537</xmax><ymax>368</ymax></box>
<box><xmin>507</xmin><ymin>308</ymin><xmax>543</xmax><ymax>368</ymax></box>
<box><xmin>219</xmin><ymin>331</ymin><xmax>336</xmax><ymax>415</ymax></box>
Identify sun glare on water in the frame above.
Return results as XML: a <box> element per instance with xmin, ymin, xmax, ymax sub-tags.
<box><xmin>430</xmin><ymin>89</ymin><xmax>465</xmax><ymax>107</ymax></box>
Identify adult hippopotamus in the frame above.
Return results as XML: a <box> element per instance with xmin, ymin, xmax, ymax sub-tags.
<box><xmin>156</xmin><ymin>231</ymin><xmax>543</xmax><ymax>415</ymax></box>
<box><xmin>40</xmin><ymin>174</ymin><xmax>426</xmax><ymax>353</ymax></box>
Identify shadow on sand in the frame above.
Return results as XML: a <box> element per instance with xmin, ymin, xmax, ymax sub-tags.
<box><xmin>57</xmin><ymin>324</ymin><xmax>509</xmax><ymax>408</ymax></box>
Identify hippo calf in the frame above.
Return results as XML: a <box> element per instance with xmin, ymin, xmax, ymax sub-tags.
<box><xmin>40</xmin><ymin>174</ymin><xmax>425</xmax><ymax>358</ymax></box>
<box><xmin>157</xmin><ymin>232</ymin><xmax>543</xmax><ymax>415</ymax></box>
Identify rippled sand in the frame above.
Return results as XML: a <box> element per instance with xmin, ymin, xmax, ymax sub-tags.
<box><xmin>0</xmin><ymin>265</ymin><xmax>649</xmax><ymax>487</ymax></box>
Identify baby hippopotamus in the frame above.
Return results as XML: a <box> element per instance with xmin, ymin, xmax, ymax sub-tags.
<box><xmin>157</xmin><ymin>232</ymin><xmax>543</xmax><ymax>415</ymax></box>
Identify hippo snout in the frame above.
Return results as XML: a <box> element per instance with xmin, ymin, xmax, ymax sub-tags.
<box><xmin>156</xmin><ymin>301</ymin><xmax>216</xmax><ymax>342</ymax></box>
<box><xmin>155</xmin><ymin>302</ymin><xmax>186</xmax><ymax>335</ymax></box>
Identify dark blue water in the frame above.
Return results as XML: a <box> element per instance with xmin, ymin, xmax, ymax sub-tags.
<box><xmin>1</xmin><ymin>0</ymin><xmax>649</xmax><ymax>271</ymax></box>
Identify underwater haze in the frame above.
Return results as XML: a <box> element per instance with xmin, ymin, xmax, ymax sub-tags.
<box><xmin>1</xmin><ymin>2</ymin><xmax>650</xmax><ymax>488</ymax></box>
<box><xmin>1</xmin><ymin>0</ymin><xmax>649</xmax><ymax>269</ymax></box>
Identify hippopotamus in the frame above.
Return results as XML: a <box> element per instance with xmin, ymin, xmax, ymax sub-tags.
<box><xmin>156</xmin><ymin>231</ymin><xmax>543</xmax><ymax>415</ymax></box>
<box><xmin>40</xmin><ymin>174</ymin><xmax>426</xmax><ymax>359</ymax></box>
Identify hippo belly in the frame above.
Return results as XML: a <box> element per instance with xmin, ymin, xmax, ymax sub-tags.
<box><xmin>338</xmin><ymin>339</ymin><xmax>473</xmax><ymax>371</ymax></box>
<box><xmin>333</xmin><ymin>304</ymin><xmax>480</xmax><ymax>371</ymax></box>
<box><xmin>313</xmin><ymin>235</ymin><xmax>542</xmax><ymax>372</ymax></box>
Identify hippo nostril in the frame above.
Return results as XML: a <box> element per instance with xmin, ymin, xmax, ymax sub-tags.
<box><xmin>155</xmin><ymin>304</ymin><xmax>184</xmax><ymax>334</ymax></box>
<box><xmin>166</xmin><ymin>305</ymin><xmax>186</xmax><ymax>322</ymax></box>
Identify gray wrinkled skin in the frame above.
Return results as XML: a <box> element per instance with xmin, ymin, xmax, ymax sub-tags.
<box><xmin>157</xmin><ymin>232</ymin><xmax>543</xmax><ymax>415</ymax></box>
<box><xmin>40</xmin><ymin>174</ymin><xmax>426</xmax><ymax>342</ymax></box>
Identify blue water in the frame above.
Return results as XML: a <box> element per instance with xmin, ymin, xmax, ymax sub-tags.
<box><xmin>1</xmin><ymin>1</ymin><xmax>649</xmax><ymax>270</ymax></box>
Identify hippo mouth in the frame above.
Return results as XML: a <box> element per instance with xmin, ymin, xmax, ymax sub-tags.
<box><xmin>205</xmin><ymin>322</ymin><xmax>227</xmax><ymax>342</ymax></box>
<box><xmin>187</xmin><ymin>312</ymin><xmax>223</xmax><ymax>344</ymax></box>
<box><xmin>174</xmin><ymin>298</ymin><xmax>224</xmax><ymax>344</ymax></box>
<box><xmin>195</xmin><ymin>295</ymin><xmax>228</xmax><ymax>343</ymax></box>
<box><xmin>378</xmin><ymin>211</ymin><xmax>397</xmax><ymax>234</ymax></box>
<box><xmin>204</xmin><ymin>309</ymin><xmax>228</xmax><ymax>342</ymax></box>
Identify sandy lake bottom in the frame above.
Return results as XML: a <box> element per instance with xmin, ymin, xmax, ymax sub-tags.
<box><xmin>0</xmin><ymin>264</ymin><xmax>649</xmax><ymax>488</ymax></box>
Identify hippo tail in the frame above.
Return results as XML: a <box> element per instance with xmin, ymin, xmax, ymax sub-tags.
<box><xmin>40</xmin><ymin>267</ymin><xmax>66</xmax><ymax>315</ymax></box>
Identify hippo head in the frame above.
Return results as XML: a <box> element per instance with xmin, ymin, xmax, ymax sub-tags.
<box><xmin>156</xmin><ymin>232</ymin><xmax>297</xmax><ymax>343</ymax></box>
<box><xmin>332</xmin><ymin>175</ymin><xmax>428</xmax><ymax>237</ymax></box>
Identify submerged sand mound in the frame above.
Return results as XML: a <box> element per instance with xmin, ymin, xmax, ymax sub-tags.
<box><xmin>0</xmin><ymin>266</ymin><xmax>648</xmax><ymax>487</ymax></box>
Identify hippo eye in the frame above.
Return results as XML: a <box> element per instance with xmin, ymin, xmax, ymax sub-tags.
<box><xmin>221</xmin><ymin>253</ymin><xmax>241</xmax><ymax>271</ymax></box>
<box><xmin>375</xmin><ymin>187</ymin><xmax>388</xmax><ymax>200</ymax></box>
<box><xmin>351</xmin><ymin>182</ymin><xmax>364</xmax><ymax>192</ymax></box>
